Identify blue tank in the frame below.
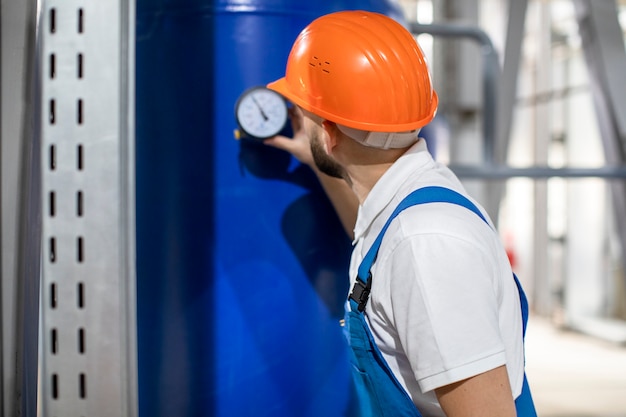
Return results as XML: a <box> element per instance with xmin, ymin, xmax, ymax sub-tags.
<box><xmin>135</xmin><ymin>1</ymin><xmax>405</xmax><ymax>416</ymax></box>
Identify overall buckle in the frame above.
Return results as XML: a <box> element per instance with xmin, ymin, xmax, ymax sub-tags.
<box><xmin>349</xmin><ymin>274</ymin><xmax>372</xmax><ymax>312</ymax></box>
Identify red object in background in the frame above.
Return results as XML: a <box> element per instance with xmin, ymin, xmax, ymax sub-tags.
<box><xmin>504</xmin><ymin>232</ymin><xmax>517</xmax><ymax>271</ymax></box>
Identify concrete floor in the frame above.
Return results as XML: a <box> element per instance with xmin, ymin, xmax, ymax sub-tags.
<box><xmin>525</xmin><ymin>316</ymin><xmax>626</xmax><ymax>417</ymax></box>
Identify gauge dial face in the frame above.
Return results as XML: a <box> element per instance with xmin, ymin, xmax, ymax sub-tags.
<box><xmin>235</xmin><ymin>87</ymin><xmax>288</xmax><ymax>140</ymax></box>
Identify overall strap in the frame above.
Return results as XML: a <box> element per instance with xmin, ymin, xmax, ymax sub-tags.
<box><xmin>350</xmin><ymin>186</ymin><xmax>488</xmax><ymax>312</ymax></box>
<box><xmin>347</xmin><ymin>185</ymin><xmax>537</xmax><ymax>415</ymax></box>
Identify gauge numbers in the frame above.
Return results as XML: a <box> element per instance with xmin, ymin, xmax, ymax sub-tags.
<box><xmin>235</xmin><ymin>87</ymin><xmax>288</xmax><ymax>140</ymax></box>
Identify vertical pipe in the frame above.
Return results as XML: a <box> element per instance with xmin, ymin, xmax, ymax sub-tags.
<box><xmin>532</xmin><ymin>2</ymin><xmax>551</xmax><ymax>316</ymax></box>
<box><xmin>1</xmin><ymin>0</ymin><xmax>42</xmax><ymax>414</ymax></box>
<box><xmin>409</xmin><ymin>22</ymin><xmax>500</xmax><ymax>165</ymax></box>
<box><xmin>497</xmin><ymin>0</ymin><xmax>529</xmax><ymax>164</ymax></box>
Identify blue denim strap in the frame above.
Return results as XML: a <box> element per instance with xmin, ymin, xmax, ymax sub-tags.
<box><xmin>351</xmin><ymin>185</ymin><xmax>537</xmax><ymax>416</ymax></box>
<box><xmin>356</xmin><ymin>186</ymin><xmax>487</xmax><ymax>283</ymax></box>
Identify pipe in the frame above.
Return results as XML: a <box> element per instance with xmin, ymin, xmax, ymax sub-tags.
<box><xmin>449</xmin><ymin>164</ymin><xmax>626</xmax><ymax>179</ymax></box>
<box><xmin>410</xmin><ymin>22</ymin><xmax>626</xmax><ymax>181</ymax></box>
<box><xmin>410</xmin><ymin>22</ymin><xmax>500</xmax><ymax>165</ymax></box>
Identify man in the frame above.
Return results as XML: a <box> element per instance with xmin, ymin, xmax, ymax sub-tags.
<box><xmin>264</xmin><ymin>10</ymin><xmax>536</xmax><ymax>417</ymax></box>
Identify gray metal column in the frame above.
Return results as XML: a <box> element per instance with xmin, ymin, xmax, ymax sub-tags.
<box><xmin>38</xmin><ymin>0</ymin><xmax>137</xmax><ymax>416</ymax></box>
<box><xmin>2</xmin><ymin>0</ymin><xmax>41</xmax><ymax>415</ymax></box>
<box><xmin>496</xmin><ymin>0</ymin><xmax>529</xmax><ymax>165</ymax></box>
<box><xmin>532</xmin><ymin>1</ymin><xmax>552</xmax><ymax>317</ymax></box>
<box><xmin>572</xmin><ymin>0</ymin><xmax>626</xmax><ymax>333</ymax></box>
<box><xmin>482</xmin><ymin>0</ymin><xmax>529</xmax><ymax>230</ymax></box>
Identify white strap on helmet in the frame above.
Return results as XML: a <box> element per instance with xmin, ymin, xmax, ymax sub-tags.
<box><xmin>336</xmin><ymin>124</ymin><xmax>420</xmax><ymax>149</ymax></box>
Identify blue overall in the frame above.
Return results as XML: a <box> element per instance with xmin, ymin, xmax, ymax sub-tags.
<box><xmin>344</xmin><ymin>186</ymin><xmax>537</xmax><ymax>417</ymax></box>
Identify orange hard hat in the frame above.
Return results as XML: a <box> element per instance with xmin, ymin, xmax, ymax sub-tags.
<box><xmin>267</xmin><ymin>10</ymin><xmax>438</xmax><ymax>133</ymax></box>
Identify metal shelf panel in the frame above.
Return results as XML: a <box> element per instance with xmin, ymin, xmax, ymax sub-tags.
<box><xmin>38</xmin><ymin>0</ymin><xmax>136</xmax><ymax>416</ymax></box>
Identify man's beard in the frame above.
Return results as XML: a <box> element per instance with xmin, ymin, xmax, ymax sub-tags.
<box><xmin>310</xmin><ymin>132</ymin><xmax>346</xmax><ymax>180</ymax></box>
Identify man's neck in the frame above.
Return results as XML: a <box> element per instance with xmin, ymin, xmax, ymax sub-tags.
<box><xmin>345</xmin><ymin>162</ymin><xmax>394</xmax><ymax>204</ymax></box>
<box><xmin>334</xmin><ymin>133</ymin><xmax>411</xmax><ymax>204</ymax></box>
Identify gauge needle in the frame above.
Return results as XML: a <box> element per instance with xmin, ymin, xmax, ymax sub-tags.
<box><xmin>251</xmin><ymin>96</ymin><xmax>269</xmax><ymax>121</ymax></box>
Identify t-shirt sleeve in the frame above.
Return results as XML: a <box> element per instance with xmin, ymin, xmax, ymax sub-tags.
<box><xmin>383</xmin><ymin>230</ymin><xmax>507</xmax><ymax>393</ymax></box>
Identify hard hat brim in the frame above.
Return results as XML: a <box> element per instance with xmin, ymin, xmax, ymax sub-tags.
<box><xmin>267</xmin><ymin>77</ymin><xmax>438</xmax><ymax>133</ymax></box>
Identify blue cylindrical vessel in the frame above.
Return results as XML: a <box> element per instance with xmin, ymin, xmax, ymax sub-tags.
<box><xmin>135</xmin><ymin>1</ymin><xmax>405</xmax><ymax>416</ymax></box>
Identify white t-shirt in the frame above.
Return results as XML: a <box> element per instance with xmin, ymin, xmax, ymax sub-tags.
<box><xmin>348</xmin><ymin>139</ymin><xmax>525</xmax><ymax>417</ymax></box>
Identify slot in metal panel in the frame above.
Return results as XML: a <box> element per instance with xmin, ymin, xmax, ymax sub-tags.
<box><xmin>38</xmin><ymin>0</ymin><xmax>137</xmax><ymax>415</ymax></box>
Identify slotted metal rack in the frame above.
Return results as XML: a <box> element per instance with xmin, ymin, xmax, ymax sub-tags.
<box><xmin>38</xmin><ymin>1</ymin><xmax>137</xmax><ymax>416</ymax></box>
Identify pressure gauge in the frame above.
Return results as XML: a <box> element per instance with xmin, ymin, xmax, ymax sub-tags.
<box><xmin>234</xmin><ymin>86</ymin><xmax>288</xmax><ymax>140</ymax></box>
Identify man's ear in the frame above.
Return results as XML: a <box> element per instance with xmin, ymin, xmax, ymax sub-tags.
<box><xmin>321</xmin><ymin>120</ymin><xmax>339</xmax><ymax>152</ymax></box>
